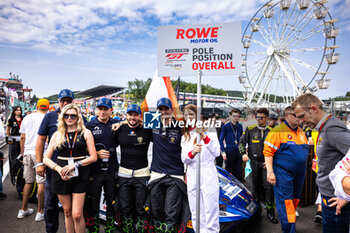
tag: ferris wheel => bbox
[239,0,339,107]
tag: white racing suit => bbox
[181,129,220,233]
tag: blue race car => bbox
[98,166,261,232]
[187,166,261,233]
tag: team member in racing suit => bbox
[149,97,187,233]
[181,104,220,233]
[239,108,278,224]
[85,98,118,233]
[114,104,152,233]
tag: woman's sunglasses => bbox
[63,114,78,120]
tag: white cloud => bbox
[1,0,348,50]
[0,0,263,54]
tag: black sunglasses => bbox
[63,114,78,120]
[158,106,169,111]
[60,98,73,103]
[256,116,267,120]
[286,112,297,117]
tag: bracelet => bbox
[75,161,82,168]
[267,171,274,174]
[33,162,44,168]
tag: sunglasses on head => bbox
[63,114,78,120]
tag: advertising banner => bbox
[158,22,241,76]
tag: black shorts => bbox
[51,159,90,195]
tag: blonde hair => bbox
[55,104,86,149]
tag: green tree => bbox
[127,78,152,100]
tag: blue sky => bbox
[0,0,349,99]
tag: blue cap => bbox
[157,97,172,109]
[58,89,74,99]
[96,98,112,109]
[126,104,141,115]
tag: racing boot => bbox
[105,213,116,233]
[266,201,278,224]
[266,210,278,224]
[154,220,175,233]
[87,214,100,233]
[154,220,176,233]
[136,216,149,233]
[122,216,135,233]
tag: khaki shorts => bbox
[23,154,45,184]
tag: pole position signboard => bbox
[157,22,241,233]
[158,22,242,77]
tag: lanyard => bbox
[66,131,78,157]
[316,115,332,146]
[15,117,22,128]
[230,122,238,143]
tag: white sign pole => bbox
[196,69,202,233]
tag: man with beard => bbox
[292,93,350,233]
[85,98,118,233]
[113,104,152,232]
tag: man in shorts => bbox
[18,99,49,221]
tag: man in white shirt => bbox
[17,99,49,221]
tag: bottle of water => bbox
[101,158,109,171]
[101,148,114,171]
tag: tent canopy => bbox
[78,85,125,98]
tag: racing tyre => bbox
[16,166,38,203]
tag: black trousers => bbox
[88,173,116,217]
[44,169,59,233]
[250,159,274,205]
[215,154,223,167]
[9,142,20,180]
[118,176,149,217]
[149,176,183,225]
[226,149,243,182]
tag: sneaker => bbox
[267,211,279,224]
[314,211,322,224]
[296,210,299,217]
[35,212,44,222]
[17,208,34,219]
[0,193,7,200]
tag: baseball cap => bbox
[157,97,172,109]
[96,98,112,109]
[58,89,74,99]
[37,98,50,110]
[126,104,141,115]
